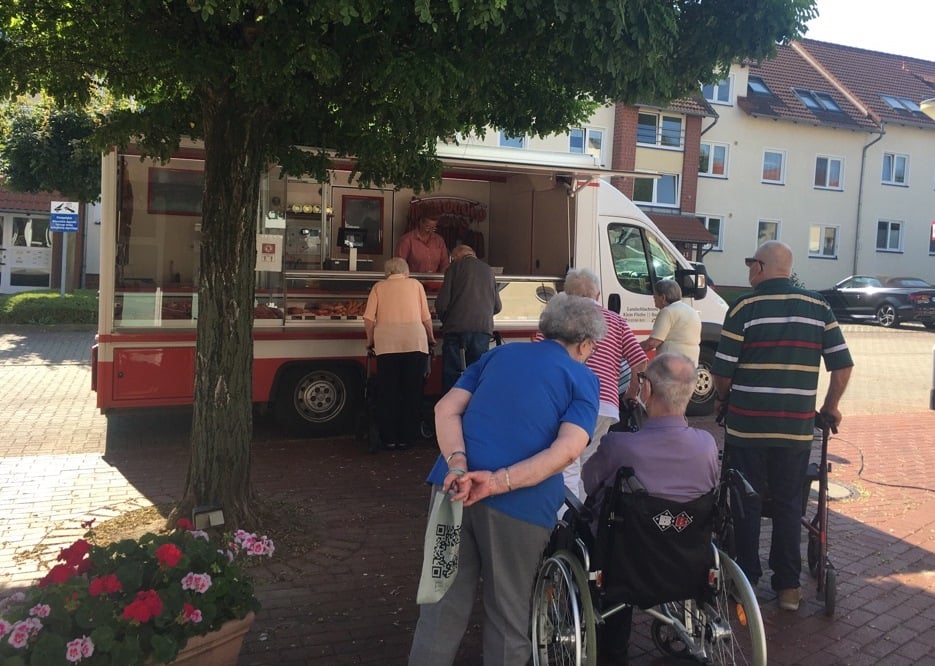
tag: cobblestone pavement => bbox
[1,324,935,665]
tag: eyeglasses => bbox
[744,257,765,269]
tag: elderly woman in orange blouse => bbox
[364,257,437,450]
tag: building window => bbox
[809,225,839,257]
[699,143,728,177]
[814,156,843,189]
[633,174,679,207]
[702,77,732,104]
[636,113,683,148]
[882,153,908,185]
[698,215,723,251]
[569,127,604,163]
[762,150,785,184]
[747,76,772,96]
[499,131,526,149]
[794,89,842,112]
[757,220,780,246]
[876,220,903,251]
[881,95,922,113]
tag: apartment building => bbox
[691,40,935,289]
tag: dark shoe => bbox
[778,587,800,611]
[384,442,398,450]
[396,441,410,450]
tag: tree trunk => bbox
[178,90,269,529]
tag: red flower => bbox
[58,539,91,566]
[89,573,122,596]
[122,590,163,623]
[38,563,76,587]
[155,543,183,568]
[176,518,194,530]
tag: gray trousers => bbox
[408,495,550,666]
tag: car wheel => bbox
[687,345,716,417]
[875,303,899,328]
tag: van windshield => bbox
[608,223,679,295]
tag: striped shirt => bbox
[712,278,853,448]
[537,302,647,420]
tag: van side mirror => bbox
[675,267,708,300]
[607,293,621,313]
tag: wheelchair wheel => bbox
[706,551,767,666]
[531,550,597,666]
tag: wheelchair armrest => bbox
[564,486,586,515]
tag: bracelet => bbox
[503,466,512,492]
[446,451,466,464]
[447,467,467,476]
[716,393,729,402]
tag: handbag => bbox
[416,489,463,604]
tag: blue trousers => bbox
[725,445,810,591]
[441,332,492,394]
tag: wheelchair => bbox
[530,467,767,665]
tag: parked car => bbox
[818,276,935,329]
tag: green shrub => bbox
[0,289,98,325]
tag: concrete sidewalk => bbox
[2,325,935,665]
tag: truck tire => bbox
[687,345,716,417]
[274,364,362,437]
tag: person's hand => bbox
[818,406,842,433]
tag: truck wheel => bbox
[274,365,361,437]
[687,346,716,417]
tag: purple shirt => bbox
[582,416,719,503]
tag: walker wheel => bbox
[823,565,837,617]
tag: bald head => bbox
[452,245,476,261]
[750,241,792,286]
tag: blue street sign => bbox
[50,201,80,232]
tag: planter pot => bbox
[151,611,255,665]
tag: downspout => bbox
[854,121,885,275]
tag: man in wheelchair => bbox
[580,352,719,663]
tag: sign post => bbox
[50,201,80,297]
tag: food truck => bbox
[91,142,728,436]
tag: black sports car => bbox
[818,275,935,329]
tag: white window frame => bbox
[762,149,786,184]
[808,224,839,258]
[814,155,844,190]
[702,76,732,105]
[876,219,903,252]
[882,152,908,186]
[699,142,729,178]
[633,174,680,208]
[636,112,683,149]
[757,219,780,246]
[569,127,605,164]
[498,131,526,149]
[698,214,724,251]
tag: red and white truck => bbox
[92,143,727,436]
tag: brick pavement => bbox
[1,325,935,664]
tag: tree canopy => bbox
[0,0,816,526]
[0,96,100,202]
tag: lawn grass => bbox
[0,289,98,325]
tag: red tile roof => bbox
[0,187,57,214]
[737,44,878,131]
[796,39,935,129]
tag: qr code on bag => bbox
[430,524,461,579]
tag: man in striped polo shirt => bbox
[712,241,853,612]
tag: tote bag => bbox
[416,489,463,604]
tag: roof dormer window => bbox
[747,76,772,96]
[881,95,921,112]
[794,89,841,112]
